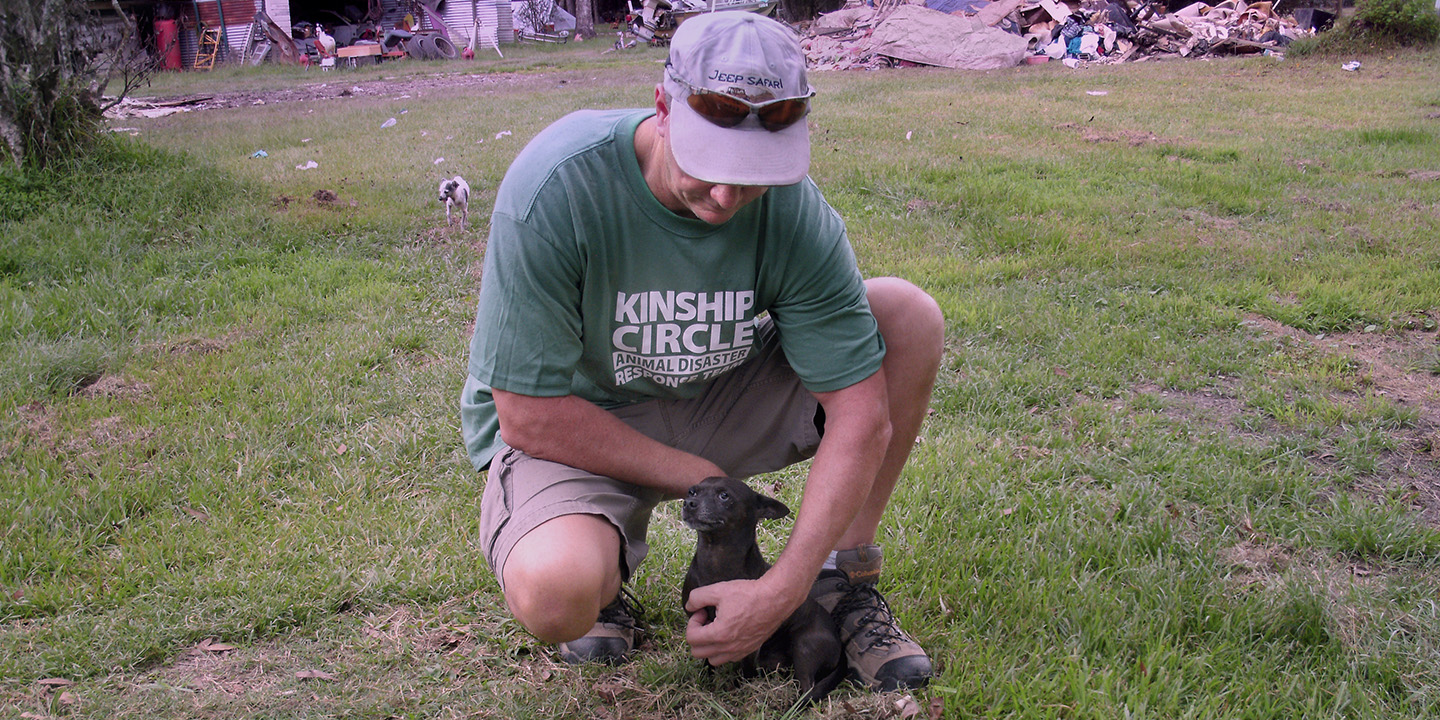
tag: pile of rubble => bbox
[800,0,1320,70]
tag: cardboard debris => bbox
[975,0,1030,26]
[802,0,1312,70]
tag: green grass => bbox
[4,42,1440,719]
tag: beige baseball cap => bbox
[662,12,813,186]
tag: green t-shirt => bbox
[461,109,883,470]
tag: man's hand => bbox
[684,577,803,665]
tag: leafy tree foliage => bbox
[1353,0,1440,43]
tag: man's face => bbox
[662,162,770,225]
[652,90,770,225]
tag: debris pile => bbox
[801,0,1318,70]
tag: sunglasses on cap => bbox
[666,66,814,132]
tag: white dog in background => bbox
[438,176,471,231]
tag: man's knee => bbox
[504,559,609,642]
[865,277,944,359]
[501,515,623,643]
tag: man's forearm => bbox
[766,369,892,605]
[493,390,724,498]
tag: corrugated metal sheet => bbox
[179,23,199,68]
[183,0,262,62]
[433,0,515,45]
[194,0,260,27]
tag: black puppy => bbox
[681,476,846,704]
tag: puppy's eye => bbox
[717,491,729,501]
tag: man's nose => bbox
[709,184,747,210]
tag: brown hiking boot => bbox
[810,545,933,691]
[556,589,643,665]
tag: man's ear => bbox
[756,494,791,520]
[654,84,671,137]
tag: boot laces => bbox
[833,582,904,648]
[598,586,643,630]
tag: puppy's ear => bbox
[755,494,790,520]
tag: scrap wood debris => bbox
[801,0,1321,70]
[102,95,213,119]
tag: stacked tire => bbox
[409,34,459,60]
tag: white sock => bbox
[821,551,839,571]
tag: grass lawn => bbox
[3,38,1440,719]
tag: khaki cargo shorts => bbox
[478,318,822,591]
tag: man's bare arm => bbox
[772,366,891,599]
[493,389,726,499]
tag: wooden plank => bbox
[337,44,383,57]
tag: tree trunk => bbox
[575,0,595,37]
[0,0,155,167]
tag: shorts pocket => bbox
[478,446,517,568]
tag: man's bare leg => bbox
[840,276,944,549]
[502,514,625,646]
[812,276,943,691]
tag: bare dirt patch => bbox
[111,598,911,720]
[114,66,642,119]
[5,380,154,473]
[79,375,152,400]
[1243,315,1439,414]
[159,332,243,356]
[113,72,524,116]
[1244,317,1440,508]
[1134,378,1251,435]
[1142,314,1440,524]
[1288,192,1351,214]
[1052,122,1166,147]
[65,415,154,455]
[1221,538,1294,589]
[153,639,293,698]
[14,401,58,448]
[3,402,153,470]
